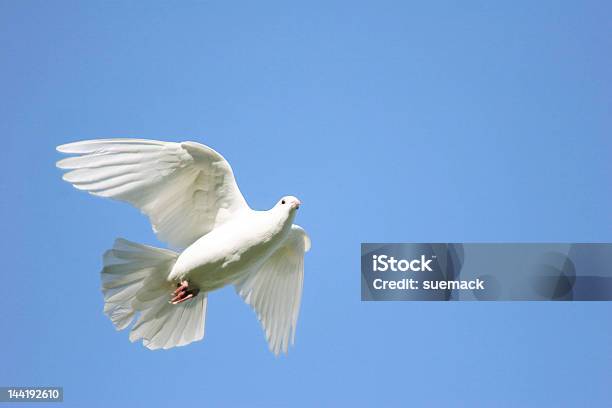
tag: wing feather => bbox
[57,139,250,248]
[235,225,310,355]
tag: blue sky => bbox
[1,1,611,406]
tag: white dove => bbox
[56,139,310,355]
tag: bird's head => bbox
[275,195,301,212]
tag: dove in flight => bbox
[56,139,310,355]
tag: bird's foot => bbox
[170,280,200,304]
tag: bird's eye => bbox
[281,200,286,204]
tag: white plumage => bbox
[57,139,310,355]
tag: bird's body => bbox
[170,205,296,291]
[57,138,310,355]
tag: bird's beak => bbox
[292,199,301,210]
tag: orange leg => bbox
[170,280,200,304]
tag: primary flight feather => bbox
[57,139,310,355]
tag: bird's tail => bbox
[101,238,207,350]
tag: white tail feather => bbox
[102,238,207,350]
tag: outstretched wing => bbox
[57,139,249,249]
[235,224,311,356]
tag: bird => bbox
[56,138,311,355]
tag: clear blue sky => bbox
[1,1,611,407]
